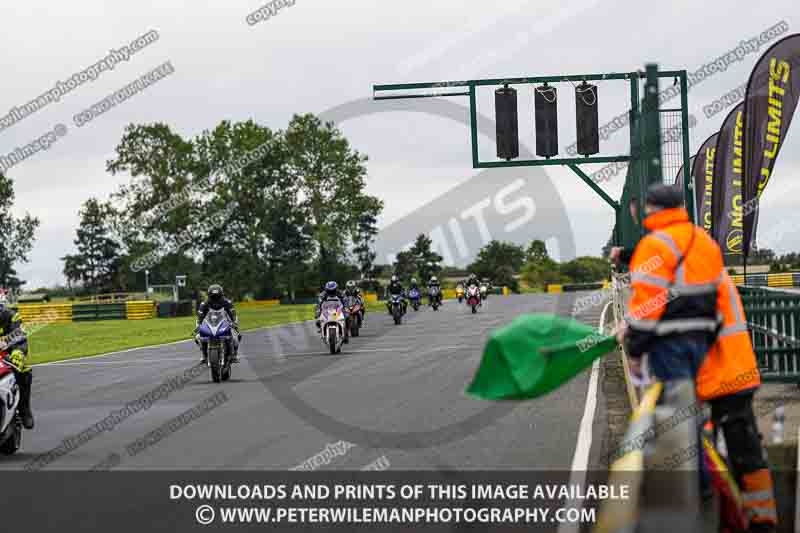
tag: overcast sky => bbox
[1,0,799,288]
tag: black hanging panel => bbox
[576,82,600,155]
[495,87,519,160]
[535,85,558,158]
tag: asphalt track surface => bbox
[1,292,610,472]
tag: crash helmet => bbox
[411,278,418,285]
[345,280,356,291]
[430,276,438,283]
[324,281,339,298]
[208,284,224,307]
[390,275,399,283]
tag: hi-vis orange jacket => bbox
[625,207,724,358]
[696,272,760,401]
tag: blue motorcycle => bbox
[198,309,234,383]
[409,287,421,311]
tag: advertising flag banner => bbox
[742,34,800,255]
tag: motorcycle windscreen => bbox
[467,313,616,400]
[321,301,342,320]
[204,310,229,336]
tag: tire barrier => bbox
[126,300,156,320]
[17,303,73,323]
[731,271,800,288]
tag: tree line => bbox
[59,114,383,300]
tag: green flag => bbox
[466,313,617,400]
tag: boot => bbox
[229,339,240,363]
[201,343,208,364]
[16,371,34,430]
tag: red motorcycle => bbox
[0,352,22,455]
[347,297,364,337]
[466,285,481,314]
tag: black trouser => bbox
[709,390,766,479]
[15,370,32,415]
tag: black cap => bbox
[645,183,684,209]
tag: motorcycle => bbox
[466,285,481,314]
[408,287,421,311]
[0,353,22,455]
[319,300,347,354]
[479,283,489,300]
[389,294,405,325]
[456,283,465,303]
[197,308,234,383]
[345,296,364,338]
[428,287,442,311]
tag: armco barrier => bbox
[126,301,156,320]
[17,303,73,323]
[547,281,610,293]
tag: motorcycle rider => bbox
[408,278,421,303]
[384,275,407,315]
[316,281,350,341]
[427,276,442,306]
[195,284,241,364]
[464,273,482,305]
[343,280,365,326]
[0,291,34,429]
[481,277,492,299]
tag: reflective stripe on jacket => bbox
[696,272,760,401]
[625,207,725,358]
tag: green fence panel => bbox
[740,286,800,383]
[72,302,127,321]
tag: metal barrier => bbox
[740,285,800,383]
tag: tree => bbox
[525,240,552,265]
[391,234,443,282]
[392,250,417,281]
[0,174,40,290]
[521,239,567,290]
[353,212,378,279]
[559,256,610,283]
[61,198,122,293]
[284,114,383,279]
[468,241,525,291]
[409,234,443,282]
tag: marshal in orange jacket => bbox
[625,207,724,359]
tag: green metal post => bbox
[679,70,695,223]
[469,83,479,168]
[568,164,620,211]
[643,64,662,185]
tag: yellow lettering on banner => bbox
[731,194,743,229]
[758,57,791,196]
[703,147,715,231]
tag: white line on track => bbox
[557,299,604,533]
[31,320,316,368]
[36,344,472,368]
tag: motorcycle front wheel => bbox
[209,345,222,383]
[328,332,338,354]
[0,417,22,455]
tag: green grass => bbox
[28,305,316,365]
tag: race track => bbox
[1,293,612,472]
